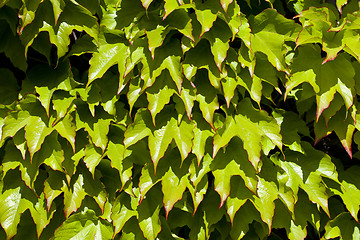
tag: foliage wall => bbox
[1,0,360,239]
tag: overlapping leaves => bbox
[1,0,360,239]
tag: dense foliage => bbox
[0,0,360,239]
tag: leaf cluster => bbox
[1,0,360,239]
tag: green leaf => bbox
[13,129,27,160]
[2,141,42,188]
[111,193,137,236]
[211,137,258,207]
[162,166,189,218]
[253,177,278,232]
[329,166,360,222]
[53,208,113,240]
[1,110,31,147]
[163,0,180,19]
[75,102,112,151]
[146,72,176,124]
[140,0,153,10]
[49,0,65,22]
[120,217,146,240]
[213,98,282,170]
[182,39,224,87]
[24,116,53,160]
[84,143,103,177]
[148,109,193,171]
[230,201,262,240]
[107,125,133,189]
[220,0,233,12]
[272,110,309,153]
[203,19,232,71]
[88,42,128,88]
[0,171,34,240]
[226,176,254,225]
[194,0,222,36]
[38,132,64,172]
[191,112,214,164]
[273,143,339,216]
[52,90,76,120]
[63,173,87,218]
[286,45,355,120]
[324,212,360,240]
[43,170,66,211]
[193,70,219,128]
[54,114,76,152]
[249,9,301,74]
[29,193,55,238]
[137,185,162,240]
[315,108,355,157]
[151,38,184,93]
[123,108,152,148]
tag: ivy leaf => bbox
[211,138,258,208]
[328,166,360,222]
[53,208,113,239]
[147,113,176,171]
[194,0,222,36]
[324,212,360,240]
[249,9,301,74]
[49,0,99,58]
[2,142,42,188]
[178,79,196,120]
[163,0,180,19]
[13,129,27,160]
[220,0,233,12]
[226,176,254,225]
[84,143,103,177]
[52,90,76,120]
[315,108,355,157]
[213,98,282,170]
[165,8,195,42]
[43,170,67,211]
[274,143,339,216]
[0,170,34,240]
[203,19,232,71]
[230,201,262,240]
[107,125,133,189]
[49,0,65,23]
[38,132,64,172]
[111,193,137,236]
[253,177,278,232]
[286,45,355,120]
[120,217,146,240]
[182,39,224,88]
[1,110,31,147]
[88,42,128,88]
[75,102,112,151]
[191,112,214,164]
[54,114,76,152]
[193,70,219,128]
[146,72,176,124]
[272,110,309,153]
[148,108,193,171]
[151,38,183,93]
[24,116,53,160]
[63,173,87,218]
[137,186,162,240]
[162,167,189,218]
[29,193,55,238]
[140,0,153,10]
[123,108,153,148]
